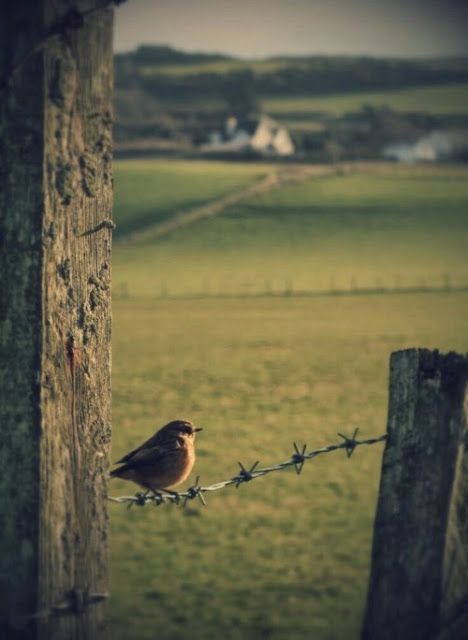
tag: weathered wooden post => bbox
[362,349,468,640]
[0,1,113,638]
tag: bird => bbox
[110,420,203,495]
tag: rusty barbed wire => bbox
[108,429,388,508]
[7,589,109,629]
[0,0,127,95]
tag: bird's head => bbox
[158,420,203,446]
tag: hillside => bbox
[114,45,468,160]
[115,46,468,96]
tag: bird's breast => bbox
[149,442,195,489]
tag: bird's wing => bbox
[110,442,180,477]
[114,431,172,464]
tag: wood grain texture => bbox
[362,349,468,640]
[0,2,113,638]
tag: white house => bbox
[202,115,295,157]
[382,130,468,163]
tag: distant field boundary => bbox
[114,282,468,301]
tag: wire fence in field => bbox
[109,429,387,507]
[113,273,468,301]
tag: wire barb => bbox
[134,492,148,507]
[77,219,115,237]
[184,476,206,507]
[15,589,109,622]
[235,461,260,487]
[337,428,360,458]
[291,442,307,474]
[109,431,388,508]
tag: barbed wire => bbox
[0,0,127,95]
[108,429,388,508]
[9,589,109,626]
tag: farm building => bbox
[202,115,295,157]
[382,130,468,163]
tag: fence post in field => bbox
[0,2,113,638]
[362,349,468,640]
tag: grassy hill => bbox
[110,160,468,640]
[116,47,468,96]
[114,46,468,159]
[265,82,468,117]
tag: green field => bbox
[140,58,290,76]
[110,160,468,640]
[114,160,270,236]
[264,82,468,116]
[150,82,468,119]
[114,163,468,297]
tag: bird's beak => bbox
[194,427,203,432]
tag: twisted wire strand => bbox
[108,430,388,507]
[0,1,126,95]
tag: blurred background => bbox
[109,1,468,638]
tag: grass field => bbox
[114,160,270,237]
[140,59,290,76]
[148,81,468,119]
[113,163,468,297]
[110,160,468,640]
[264,82,468,116]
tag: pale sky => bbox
[115,0,468,58]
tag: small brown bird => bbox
[110,420,203,494]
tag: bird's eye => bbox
[184,426,193,434]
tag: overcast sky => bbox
[114,0,468,58]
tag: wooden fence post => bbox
[362,349,468,640]
[0,2,113,638]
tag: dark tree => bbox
[223,69,259,118]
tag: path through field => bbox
[120,163,361,243]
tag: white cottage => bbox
[250,116,295,156]
[382,130,468,163]
[202,115,295,157]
